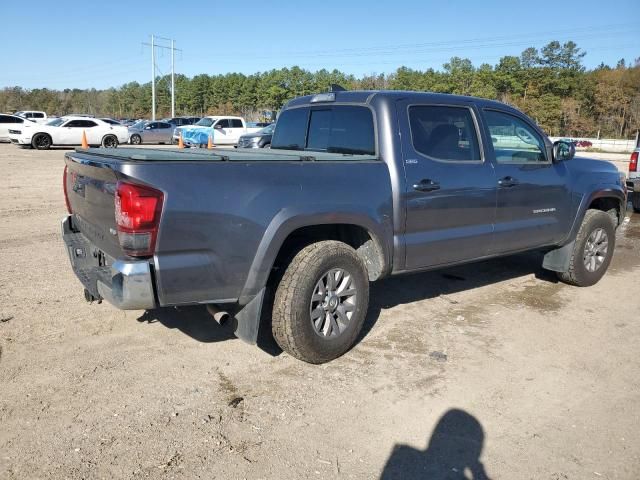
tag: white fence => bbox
[549,137,638,153]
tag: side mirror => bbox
[214,123,223,130]
[553,140,575,162]
[144,126,151,130]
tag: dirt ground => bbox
[0,143,639,480]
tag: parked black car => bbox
[236,123,274,148]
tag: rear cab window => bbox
[272,105,375,155]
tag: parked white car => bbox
[9,116,129,149]
[14,110,49,124]
[172,116,261,146]
[0,114,35,142]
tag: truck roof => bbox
[285,90,517,113]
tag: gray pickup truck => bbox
[62,90,627,363]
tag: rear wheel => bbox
[557,209,615,287]
[632,192,640,213]
[32,133,52,150]
[263,143,271,149]
[101,135,118,148]
[130,134,141,145]
[272,241,369,364]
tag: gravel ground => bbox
[0,144,638,479]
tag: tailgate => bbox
[64,153,124,258]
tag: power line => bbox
[143,35,182,119]
[208,23,636,60]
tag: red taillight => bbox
[630,151,638,173]
[63,165,72,214]
[115,181,163,257]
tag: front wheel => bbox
[272,241,369,364]
[130,134,141,145]
[557,209,616,287]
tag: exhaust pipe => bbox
[206,304,230,325]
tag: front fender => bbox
[564,186,626,244]
[237,205,393,305]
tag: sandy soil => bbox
[0,144,638,479]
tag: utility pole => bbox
[171,39,175,118]
[150,34,156,120]
[143,36,181,120]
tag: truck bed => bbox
[63,147,392,310]
[72,147,378,163]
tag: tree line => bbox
[1,41,639,139]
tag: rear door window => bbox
[409,105,481,162]
[231,119,243,128]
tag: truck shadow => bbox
[358,250,555,344]
[380,408,491,479]
[135,250,555,355]
[136,306,237,343]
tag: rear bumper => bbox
[61,215,156,310]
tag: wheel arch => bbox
[568,188,626,242]
[238,211,392,306]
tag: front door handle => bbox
[413,179,440,192]
[498,176,519,188]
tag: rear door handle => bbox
[413,179,440,192]
[498,176,519,188]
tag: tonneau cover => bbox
[72,147,378,162]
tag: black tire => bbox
[32,133,52,150]
[130,134,141,145]
[102,135,118,148]
[272,240,369,364]
[262,143,271,149]
[557,209,616,287]
[632,192,640,214]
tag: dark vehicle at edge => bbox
[61,90,627,364]
[237,123,274,148]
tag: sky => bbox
[1,0,638,90]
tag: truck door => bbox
[480,108,571,252]
[212,118,232,144]
[228,118,245,143]
[60,119,88,144]
[397,101,497,269]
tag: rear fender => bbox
[231,207,392,344]
[239,207,391,305]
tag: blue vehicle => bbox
[62,90,627,363]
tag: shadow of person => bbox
[380,409,491,480]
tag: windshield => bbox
[195,118,214,127]
[260,124,275,134]
[47,118,65,127]
[130,120,147,129]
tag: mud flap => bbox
[542,241,575,273]
[233,287,266,344]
